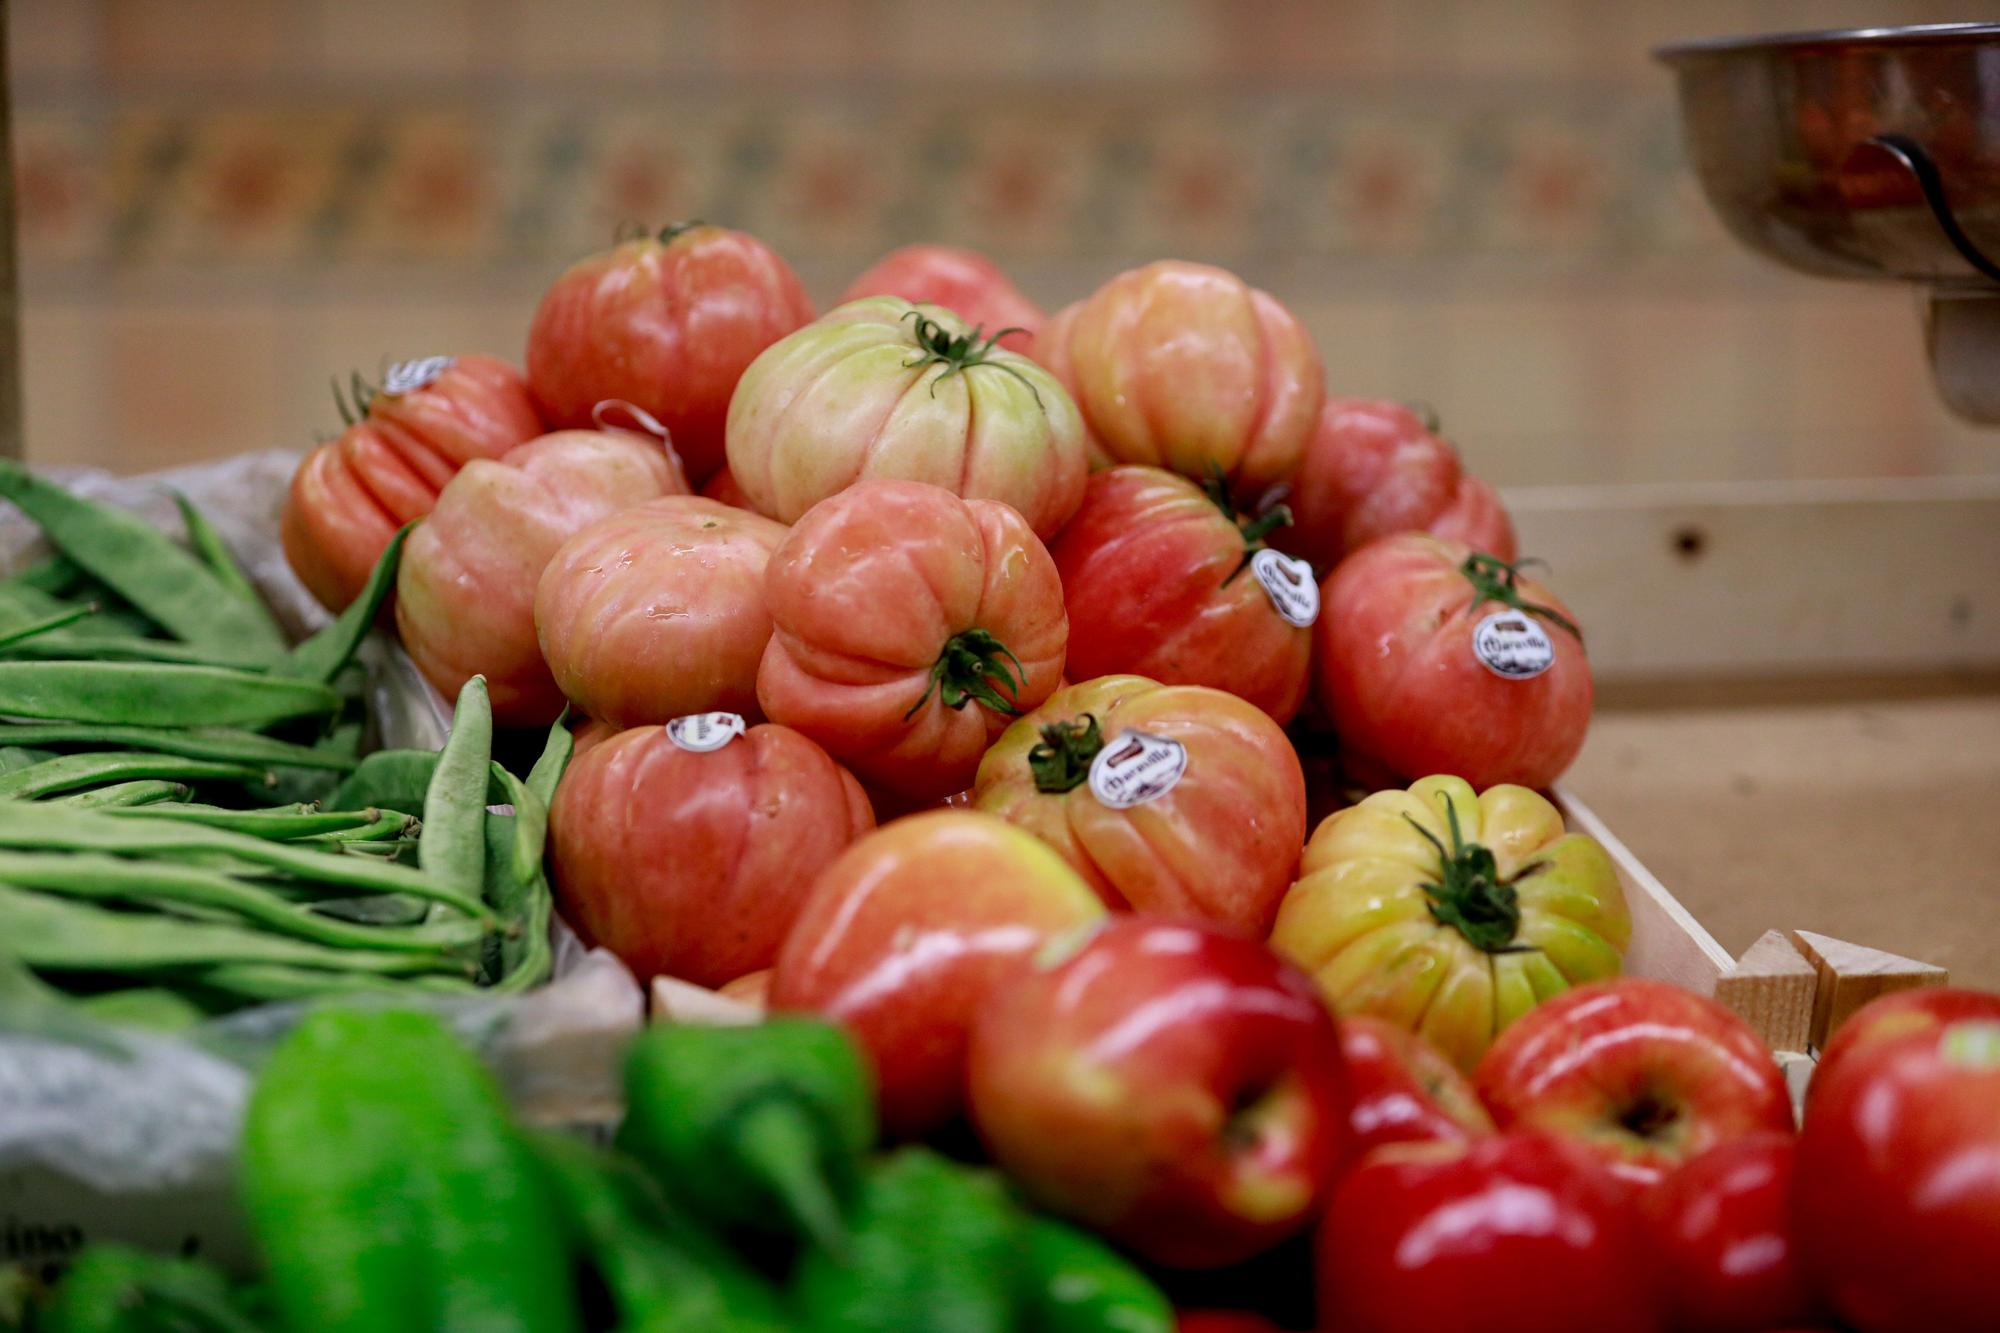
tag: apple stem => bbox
[904,628,1027,721]
[1028,713,1106,793]
[729,1099,851,1259]
[1403,802,1540,955]
[1459,552,1581,641]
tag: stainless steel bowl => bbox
[1657,23,2000,286]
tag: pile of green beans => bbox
[0,463,561,1026]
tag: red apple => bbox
[1318,1132,1662,1333]
[1339,1014,1492,1160]
[1474,978,1794,1188]
[966,918,1346,1269]
[768,810,1106,1138]
[1809,985,2000,1104]
[1793,1012,2000,1333]
[1646,1132,1817,1333]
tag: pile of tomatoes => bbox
[276,228,1997,1333]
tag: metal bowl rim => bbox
[1655,21,2000,65]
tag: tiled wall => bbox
[10,0,1997,481]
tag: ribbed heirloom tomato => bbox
[1316,533,1593,790]
[757,480,1068,802]
[972,674,1305,934]
[1036,260,1323,493]
[395,419,688,726]
[535,496,788,728]
[839,244,1043,354]
[1274,397,1517,575]
[282,354,543,612]
[1269,775,1629,1070]
[525,223,813,483]
[548,720,873,988]
[1051,466,1313,725]
[725,297,1086,539]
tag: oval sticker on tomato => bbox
[1251,549,1320,628]
[665,711,747,753]
[1472,611,1555,680]
[382,355,455,396]
[1087,730,1188,809]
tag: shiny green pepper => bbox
[1022,1215,1175,1333]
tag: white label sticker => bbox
[1250,548,1320,628]
[1087,730,1188,809]
[1472,611,1556,680]
[382,355,455,396]
[665,712,747,753]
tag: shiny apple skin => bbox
[1318,1131,1664,1333]
[1808,985,2000,1106]
[534,496,788,728]
[1646,1132,1816,1333]
[1339,1014,1493,1160]
[1473,979,1795,1189]
[1792,1014,2000,1333]
[967,919,1347,1270]
[768,810,1106,1139]
[547,722,873,989]
[838,244,1042,354]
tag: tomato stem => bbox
[903,628,1026,721]
[329,370,377,428]
[1027,714,1105,794]
[656,219,706,244]
[1459,552,1581,641]
[1403,801,1540,954]
[1203,465,1293,586]
[899,312,1043,407]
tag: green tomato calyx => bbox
[1203,465,1294,586]
[1460,552,1581,642]
[900,312,1043,407]
[1028,714,1105,794]
[905,628,1026,721]
[1404,800,1540,954]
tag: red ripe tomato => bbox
[525,223,813,483]
[1273,397,1518,575]
[1051,466,1312,724]
[1036,260,1323,493]
[1316,533,1592,790]
[756,479,1068,802]
[1792,1013,2000,1333]
[971,674,1305,935]
[1318,1132,1663,1333]
[725,298,1086,539]
[1339,1014,1493,1160]
[282,354,542,612]
[395,427,687,726]
[769,809,1106,1137]
[1647,1133,1817,1333]
[839,244,1042,354]
[700,464,753,509]
[547,721,873,988]
[534,496,788,728]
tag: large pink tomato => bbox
[1316,534,1592,790]
[535,496,788,728]
[1036,261,1323,493]
[282,354,543,612]
[1051,466,1312,725]
[1274,397,1518,576]
[548,720,873,988]
[525,223,813,483]
[971,674,1306,935]
[756,479,1068,802]
[724,297,1086,539]
[396,426,687,725]
[839,244,1042,354]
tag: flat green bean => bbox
[0,660,338,728]
[0,803,495,920]
[421,675,491,906]
[298,810,417,843]
[2,552,86,598]
[0,721,357,770]
[104,803,393,838]
[0,751,270,801]
[0,603,96,649]
[0,883,462,975]
[526,713,573,809]
[0,460,286,664]
[327,749,437,816]
[192,961,482,1002]
[73,986,210,1030]
[0,850,482,954]
[0,635,276,667]
[53,779,191,808]
[285,524,412,683]
[0,746,54,773]
[173,490,271,616]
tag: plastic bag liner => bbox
[0,453,646,1275]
